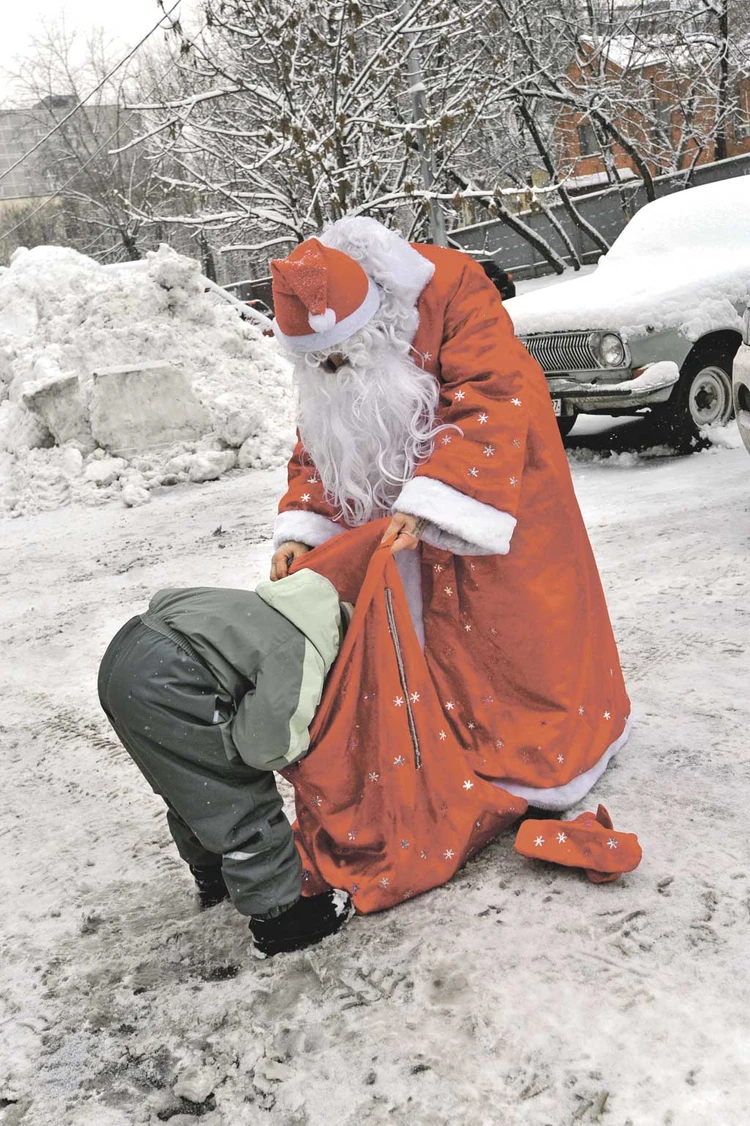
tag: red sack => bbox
[282,522,527,913]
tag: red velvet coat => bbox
[275,244,631,910]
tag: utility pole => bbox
[400,1,447,246]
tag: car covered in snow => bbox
[732,303,750,455]
[505,177,750,445]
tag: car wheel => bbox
[651,350,734,450]
[557,412,577,439]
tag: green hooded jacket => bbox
[141,570,348,772]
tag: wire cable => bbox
[0,0,181,187]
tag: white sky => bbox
[0,0,188,99]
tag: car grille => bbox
[521,331,599,373]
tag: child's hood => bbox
[254,569,344,670]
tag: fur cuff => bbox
[394,476,517,556]
[273,509,345,551]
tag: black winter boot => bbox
[249,890,353,956]
[189,863,231,910]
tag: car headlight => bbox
[589,331,626,368]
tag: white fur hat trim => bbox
[273,278,381,353]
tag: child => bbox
[98,569,353,956]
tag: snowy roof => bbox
[506,177,750,341]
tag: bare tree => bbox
[3,22,169,262]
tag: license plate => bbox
[551,397,562,416]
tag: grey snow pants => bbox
[97,616,302,916]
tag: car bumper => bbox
[548,361,680,413]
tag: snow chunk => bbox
[0,243,296,516]
[173,1064,216,1104]
[187,450,237,482]
[90,361,209,456]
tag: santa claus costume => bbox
[269,217,632,912]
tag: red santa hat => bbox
[270,237,381,353]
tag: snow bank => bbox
[507,177,750,341]
[0,244,295,517]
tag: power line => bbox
[0,0,181,187]
[0,24,199,245]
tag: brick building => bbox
[556,36,750,188]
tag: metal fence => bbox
[449,153,750,279]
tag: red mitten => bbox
[514,805,642,883]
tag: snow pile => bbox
[0,244,295,517]
[507,177,750,341]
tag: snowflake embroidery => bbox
[607,838,618,850]
[368,772,380,782]
[483,695,494,705]
[467,721,476,730]
[556,832,567,844]
[534,836,545,847]
[444,849,455,860]
[419,850,427,859]
[512,438,521,448]
[483,445,495,457]
[312,795,322,808]
[307,476,318,483]
[444,586,453,596]
[401,839,410,849]
[439,730,447,740]
[393,756,405,766]
[495,738,504,748]
[302,869,311,882]
[477,412,489,425]
[423,351,432,361]
[433,563,444,573]
[380,877,390,888]
[578,705,585,715]
[603,711,611,720]
[509,476,518,487]
[468,467,479,478]
[464,623,472,632]
[511,397,522,406]
[394,696,404,707]
[490,626,498,636]
[463,780,474,791]
[455,390,466,401]
[442,435,452,445]
[445,701,455,711]
[410,691,420,703]
[557,754,564,764]
[609,668,614,676]
[348,831,357,841]
[300,493,311,502]
[469,563,476,571]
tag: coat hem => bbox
[490,713,632,812]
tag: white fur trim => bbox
[273,278,380,354]
[394,545,425,650]
[492,714,632,812]
[308,307,337,332]
[394,476,517,556]
[319,216,435,305]
[273,509,345,551]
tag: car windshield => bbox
[603,177,750,264]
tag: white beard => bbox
[293,322,446,526]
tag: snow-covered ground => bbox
[2,430,750,1126]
